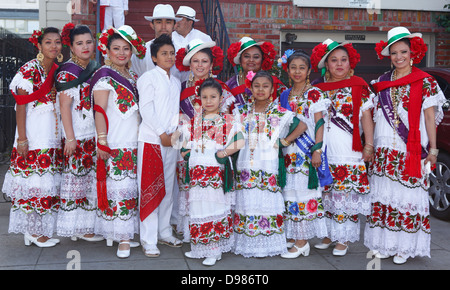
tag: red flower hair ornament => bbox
[61,22,75,48]
[97,25,146,59]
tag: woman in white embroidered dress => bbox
[232,71,307,258]
[365,27,446,264]
[310,39,375,256]
[56,23,103,241]
[180,78,244,266]
[3,27,63,247]
[91,25,145,258]
[277,50,330,259]
[174,38,234,242]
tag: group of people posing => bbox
[4,3,446,267]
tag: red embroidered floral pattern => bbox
[108,148,138,178]
[368,147,428,190]
[19,60,52,107]
[11,196,60,215]
[323,163,369,194]
[63,137,96,176]
[109,78,137,114]
[9,147,63,177]
[189,215,233,245]
[234,213,284,237]
[366,201,431,234]
[189,165,224,189]
[98,197,138,221]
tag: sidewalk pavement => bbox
[1,163,450,271]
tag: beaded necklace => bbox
[248,100,270,166]
[390,68,410,147]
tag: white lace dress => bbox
[364,72,446,259]
[90,66,140,241]
[233,102,294,257]
[3,59,62,238]
[55,60,98,237]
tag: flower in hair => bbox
[61,22,75,48]
[277,49,295,71]
[29,28,44,49]
[97,28,115,57]
[245,70,256,88]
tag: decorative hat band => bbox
[240,39,258,52]
[187,42,203,53]
[387,32,411,46]
[325,41,340,53]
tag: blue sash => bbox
[280,89,333,187]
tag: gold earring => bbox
[348,69,354,77]
[324,71,331,81]
[306,74,310,86]
[104,58,112,66]
[391,62,393,70]
[37,51,44,63]
[410,59,414,67]
[57,53,64,62]
[127,59,132,68]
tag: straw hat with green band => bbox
[112,25,139,55]
[380,27,422,56]
[317,38,349,76]
[232,37,264,65]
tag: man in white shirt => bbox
[136,34,182,257]
[102,0,128,30]
[172,5,213,49]
[130,4,182,78]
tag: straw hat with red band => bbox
[375,26,427,64]
[227,36,277,71]
[311,38,360,76]
[175,38,224,75]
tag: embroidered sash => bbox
[279,88,333,188]
[11,62,58,105]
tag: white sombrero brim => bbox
[233,41,265,65]
[380,32,422,56]
[144,16,182,22]
[317,41,349,69]
[183,41,216,66]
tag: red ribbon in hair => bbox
[93,104,111,211]
[314,76,368,152]
[372,67,431,178]
[11,63,58,105]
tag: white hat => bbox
[112,25,139,55]
[144,4,182,22]
[183,38,216,66]
[381,26,422,56]
[232,36,264,65]
[317,38,349,69]
[176,6,199,22]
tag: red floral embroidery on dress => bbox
[189,215,233,245]
[108,78,137,114]
[63,137,96,176]
[324,163,369,194]
[11,195,60,215]
[10,147,63,177]
[367,201,430,234]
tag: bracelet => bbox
[365,142,374,147]
[17,139,28,147]
[66,138,76,143]
[314,148,323,155]
[429,148,439,157]
[98,139,108,146]
[97,134,108,138]
[222,150,228,158]
[280,138,291,147]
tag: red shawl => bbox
[314,76,368,152]
[372,67,431,178]
[11,63,58,105]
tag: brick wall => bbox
[220,1,449,67]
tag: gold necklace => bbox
[71,55,87,69]
[248,100,270,166]
[390,69,409,147]
[110,63,132,79]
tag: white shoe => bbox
[314,241,333,250]
[107,239,139,247]
[158,236,182,248]
[143,245,160,257]
[373,250,390,259]
[202,254,222,266]
[184,251,195,259]
[281,242,310,259]
[286,241,295,249]
[332,243,349,256]
[24,234,57,248]
[71,235,104,242]
[117,241,131,259]
[393,255,407,265]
